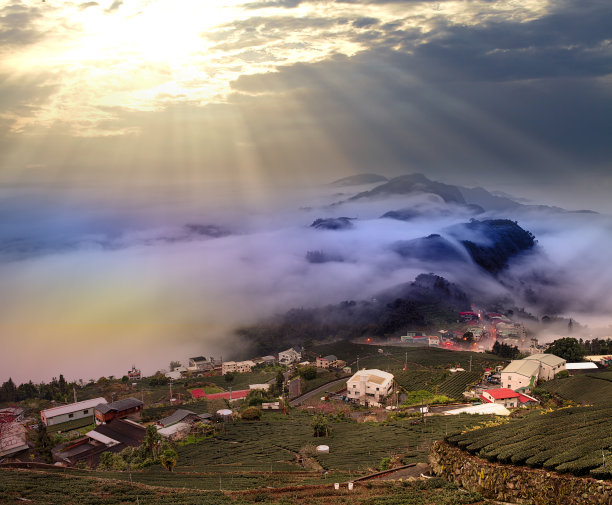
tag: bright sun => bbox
[78,1,237,63]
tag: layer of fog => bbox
[2,181,612,383]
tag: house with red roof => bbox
[480,388,538,408]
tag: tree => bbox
[17,381,38,401]
[311,414,330,437]
[241,407,262,421]
[224,372,235,383]
[169,361,182,371]
[545,337,586,362]
[462,331,474,343]
[275,370,284,391]
[246,389,271,406]
[491,341,520,359]
[58,374,68,395]
[34,423,53,463]
[0,378,17,402]
[160,448,178,472]
[299,365,317,381]
[142,425,162,459]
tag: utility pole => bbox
[404,352,408,370]
[73,386,77,404]
[469,356,472,372]
[169,381,173,401]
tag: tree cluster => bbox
[0,374,72,403]
[491,341,520,359]
[545,337,587,362]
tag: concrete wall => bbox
[46,409,94,426]
[430,440,612,505]
[501,372,534,391]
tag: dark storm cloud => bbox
[352,17,379,28]
[408,10,612,82]
[228,0,612,179]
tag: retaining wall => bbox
[430,440,612,505]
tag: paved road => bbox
[289,378,348,406]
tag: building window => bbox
[68,413,74,418]
[83,410,88,414]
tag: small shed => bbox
[157,422,191,440]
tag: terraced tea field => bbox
[393,370,481,399]
[446,403,612,479]
[0,469,493,505]
[540,372,612,405]
[311,342,506,373]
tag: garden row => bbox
[446,404,612,478]
[394,370,481,399]
[0,469,493,505]
[540,373,612,405]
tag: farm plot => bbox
[540,373,612,405]
[446,404,612,478]
[174,411,492,477]
[311,342,506,372]
[88,410,492,491]
[199,371,277,390]
[0,468,494,505]
[394,370,480,399]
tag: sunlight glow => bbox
[0,0,551,135]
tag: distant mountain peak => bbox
[347,173,466,204]
[329,173,388,187]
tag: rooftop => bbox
[158,409,196,428]
[348,369,394,385]
[41,397,107,418]
[524,353,566,367]
[501,359,540,377]
[445,403,510,416]
[93,419,145,446]
[322,355,338,361]
[95,397,143,414]
[481,391,538,404]
[566,362,599,370]
[484,388,520,400]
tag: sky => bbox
[1,0,612,383]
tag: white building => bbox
[523,353,566,380]
[222,360,255,375]
[41,397,107,427]
[278,347,302,365]
[236,360,255,373]
[501,359,540,391]
[346,369,394,405]
[249,383,271,391]
[222,361,237,374]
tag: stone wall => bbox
[430,440,612,505]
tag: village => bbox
[2,303,610,475]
